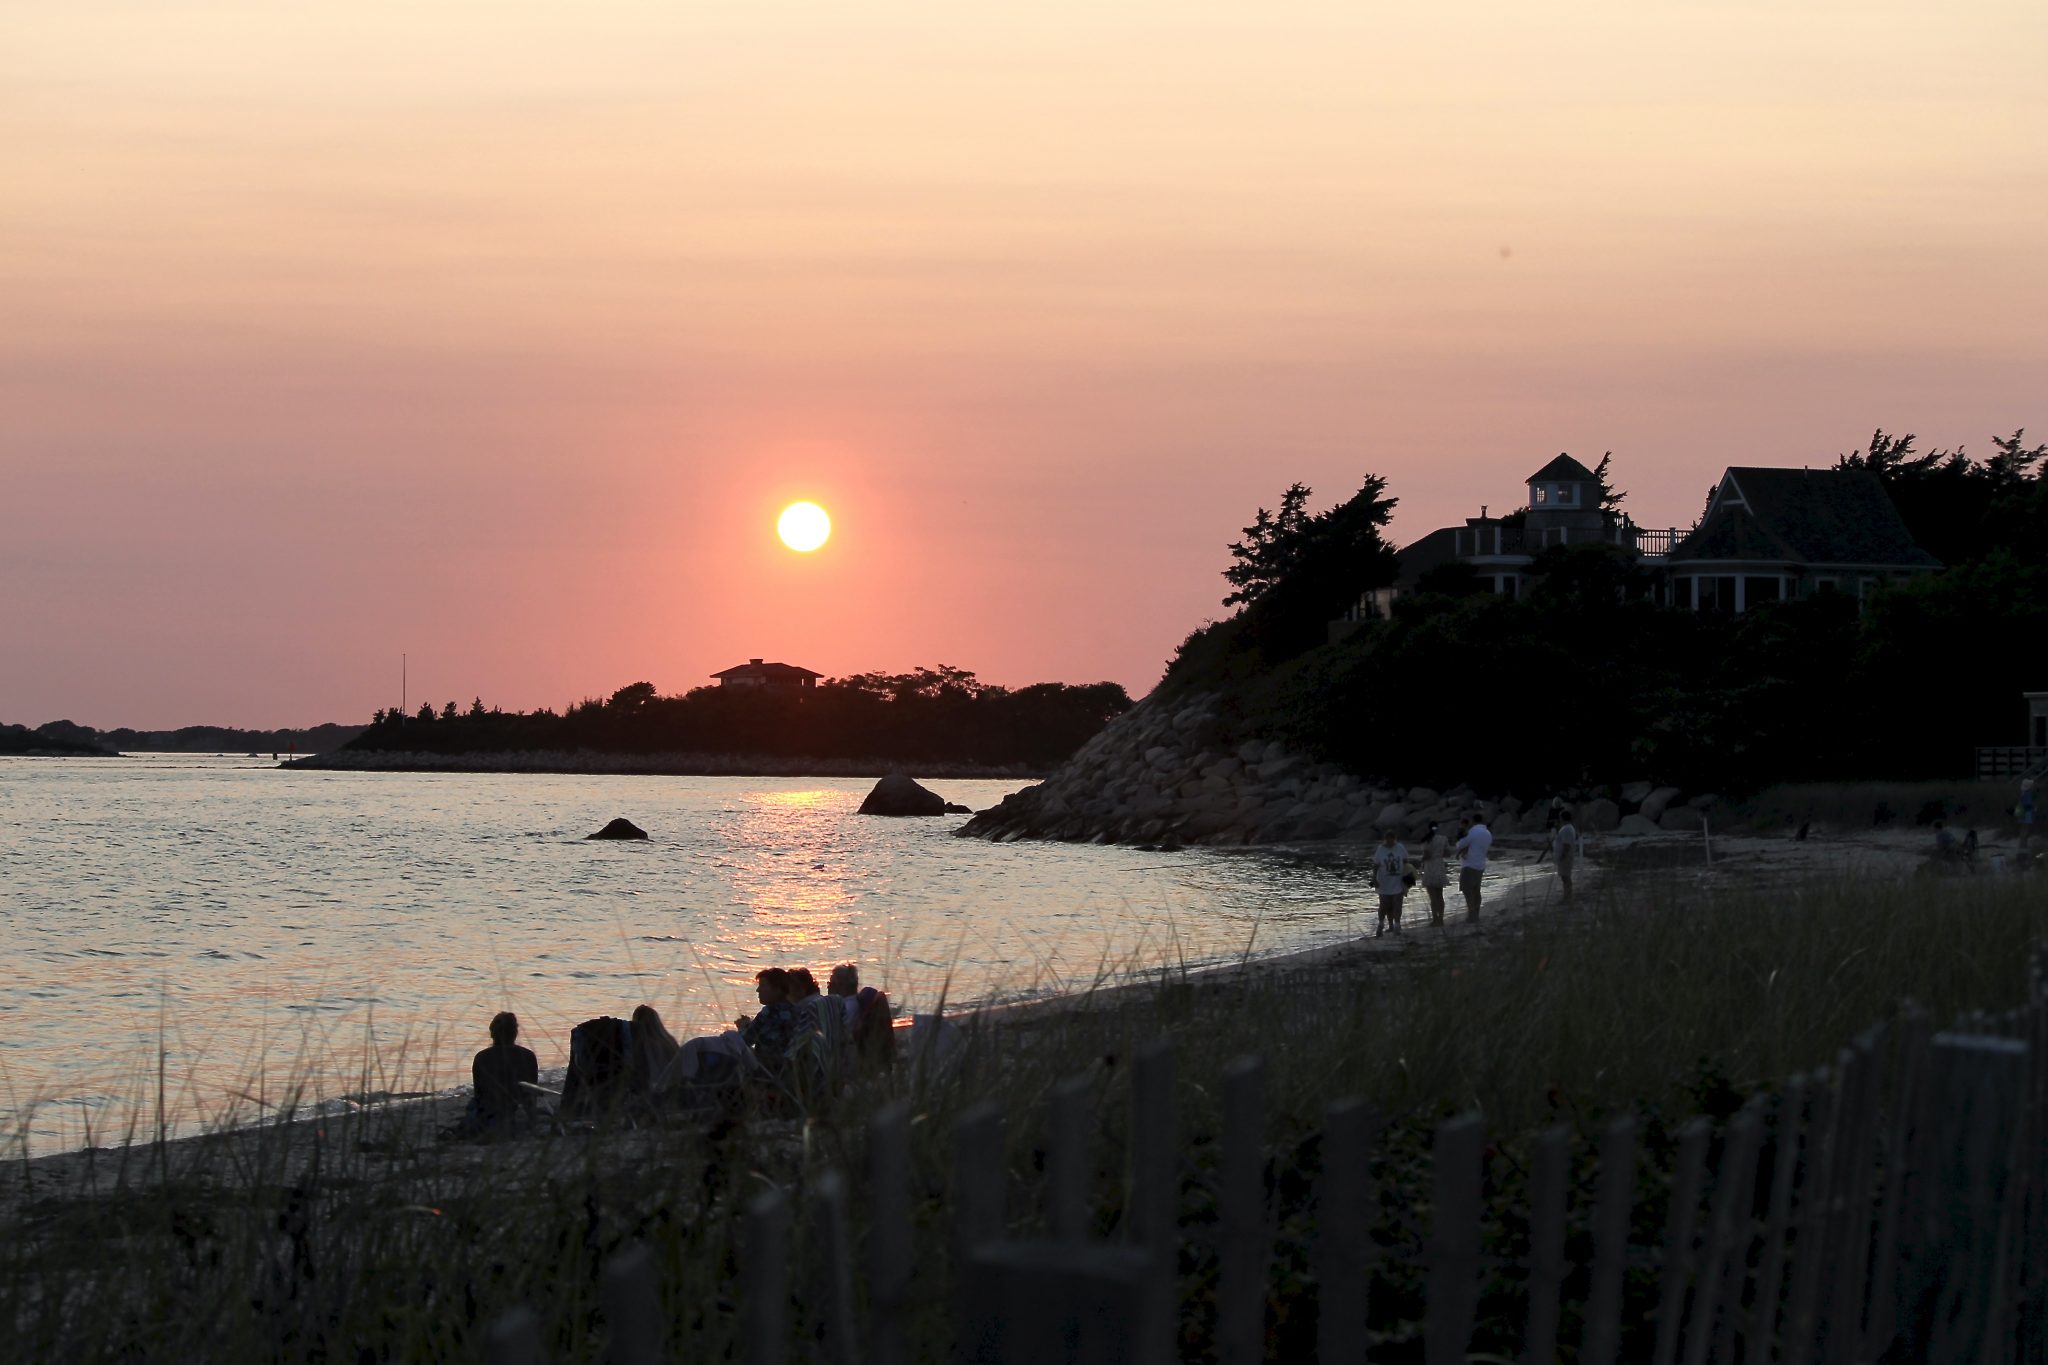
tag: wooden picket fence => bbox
[487,960,2048,1364]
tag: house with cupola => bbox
[1345,453,1938,625]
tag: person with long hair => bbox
[627,1003,681,1095]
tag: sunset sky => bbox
[4,2,2044,728]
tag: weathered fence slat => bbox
[811,1170,861,1365]
[1425,1112,1486,1365]
[745,1186,791,1365]
[1047,1075,1093,1242]
[2023,1000,2048,1365]
[953,1102,1007,1258]
[1129,1039,1177,1260]
[1823,1027,1886,1365]
[486,1306,546,1365]
[602,1242,662,1365]
[1685,1104,1762,1365]
[1752,1074,1809,1356]
[1318,1098,1375,1365]
[1923,1034,2030,1365]
[1780,1066,1839,1364]
[1580,1116,1636,1365]
[1865,1009,1929,1359]
[1521,1125,1570,1365]
[869,1101,912,1365]
[1219,1055,1268,1365]
[1650,1117,1710,1365]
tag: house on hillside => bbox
[711,659,822,689]
[1666,467,1940,611]
[1344,455,1938,627]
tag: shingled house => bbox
[1352,456,1938,625]
[711,659,822,689]
[1666,467,1940,611]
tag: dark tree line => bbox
[351,668,1133,771]
[1168,434,2045,794]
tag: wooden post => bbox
[870,1101,912,1365]
[602,1242,662,1365]
[1686,1104,1763,1365]
[1047,1075,1093,1242]
[1219,1056,1268,1365]
[746,1186,791,1365]
[1650,1117,1710,1365]
[958,1241,1169,1365]
[1318,1098,1375,1365]
[812,1170,861,1365]
[1522,1125,1570,1365]
[486,1307,545,1365]
[1580,1117,1636,1365]
[1129,1040,1177,1261]
[1425,1113,1486,1365]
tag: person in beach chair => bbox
[448,1010,539,1139]
[626,1004,682,1101]
[559,1015,635,1118]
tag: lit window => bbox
[1533,487,1548,504]
[1558,484,1574,503]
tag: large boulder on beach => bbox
[859,772,949,817]
[1639,786,1685,822]
[1579,798,1621,832]
[1659,806,1706,832]
[1617,813,1662,837]
[587,817,649,840]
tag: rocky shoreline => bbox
[957,690,1723,846]
[284,750,1042,780]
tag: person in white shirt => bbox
[1371,829,1409,936]
[1454,814,1493,921]
[1547,810,1581,897]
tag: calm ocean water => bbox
[0,754,1432,1153]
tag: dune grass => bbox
[3,865,2043,1361]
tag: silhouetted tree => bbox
[1222,482,1314,608]
[1591,452,1625,512]
[609,681,657,710]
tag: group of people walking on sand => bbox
[453,961,894,1139]
[1370,813,1498,935]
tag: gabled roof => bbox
[1527,454,1599,484]
[1668,468,1939,568]
[711,659,823,681]
[1393,526,1464,588]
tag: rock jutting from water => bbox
[586,817,650,840]
[857,772,954,817]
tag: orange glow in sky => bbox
[2,2,2044,726]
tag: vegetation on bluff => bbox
[346,667,1134,772]
[1163,429,2046,796]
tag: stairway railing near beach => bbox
[486,957,2048,1365]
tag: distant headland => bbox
[291,667,1133,778]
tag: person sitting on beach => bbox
[851,984,897,1067]
[828,962,862,1024]
[627,1004,681,1096]
[1371,828,1409,936]
[737,967,805,1073]
[1933,819,1958,861]
[458,1010,538,1137]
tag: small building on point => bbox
[712,659,822,690]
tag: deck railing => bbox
[1979,746,2048,780]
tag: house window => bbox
[1533,486,1548,504]
[1744,576,1783,606]
[1696,576,1737,613]
[1557,484,1574,504]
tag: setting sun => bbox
[777,501,831,552]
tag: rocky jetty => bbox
[956,691,1719,847]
